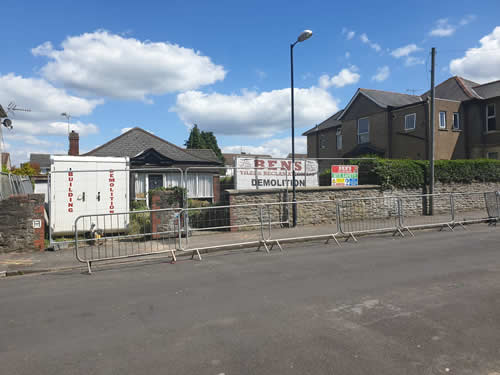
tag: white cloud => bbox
[345,51,351,59]
[171,87,338,137]
[0,73,101,122]
[4,133,61,146]
[342,28,356,40]
[429,18,456,37]
[459,14,476,26]
[0,73,101,143]
[121,127,132,134]
[359,33,381,52]
[372,66,390,82]
[391,44,422,58]
[32,30,227,100]
[319,66,360,89]
[449,26,500,83]
[405,56,425,66]
[222,136,307,158]
[390,44,424,66]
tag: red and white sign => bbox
[235,157,319,190]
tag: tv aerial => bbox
[7,101,31,117]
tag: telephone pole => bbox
[429,47,436,215]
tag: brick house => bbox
[303,76,500,164]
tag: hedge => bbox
[354,158,500,189]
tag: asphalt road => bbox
[1,226,500,375]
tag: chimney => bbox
[69,130,79,156]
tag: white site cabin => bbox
[49,155,130,236]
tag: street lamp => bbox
[290,29,312,227]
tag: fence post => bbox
[450,193,456,224]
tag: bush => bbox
[129,201,151,235]
[357,158,500,190]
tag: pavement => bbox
[1,224,500,374]
[0,210,487,277]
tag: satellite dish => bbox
[2,118,13,129]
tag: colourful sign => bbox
[331,165,358,186]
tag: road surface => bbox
[1,225,500,374]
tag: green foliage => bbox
[185,124,224,162]
[148,186,186,208]
[129,201,151,235]
[1,165,9,173]
[220,176,234,190]
[11,163,37,176]
[358,158,500,189]
[185,124,205,149]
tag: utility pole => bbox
[429,47,436,215]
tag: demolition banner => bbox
[235,157,319,190]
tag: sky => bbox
[1,0,500,165]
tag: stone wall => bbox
[226,182,500,228]
[0,194,45,253]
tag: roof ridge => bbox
[455,76,480,99]
[85,127,213,162]
[360,87,420,97]
[473,78,500,88]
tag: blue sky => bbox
[1,0,500,164]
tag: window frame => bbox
[487,151,498,160]
[404,113,416,131]
[336,127,342,150]
[319,134,327,149]
[357,117,370,144]
[486,103,496,132]
[439,111,447,129]
[452,112,460,130]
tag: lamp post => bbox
[290,29,312,227]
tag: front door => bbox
[148,174,163,191]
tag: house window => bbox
[487,152,498,160]
[320,135,327,149]
[357,118,369,144]
[405,113,416,131]
[336,128,342,150]
[487,103,496,132]
[439,111,447,129]
[453,112,460,130]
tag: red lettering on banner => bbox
[68,192,73,197]
[294,162,302,171]
[255,159,265,168]
[268,160,277,169]
[280,160,292,171]
[68,208,73,212]
[68,202,73,207]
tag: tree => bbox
[184,124,206,149]
[11,163,37,176]
[200,131,224,162]
[185,124,224,162]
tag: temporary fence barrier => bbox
[451,192,494,227]
[399,193,454,234]
[484,191,500,224]
[73,190,499,273]
[259,200,341,249]
[74,207,182,273]
[337,196,404,241]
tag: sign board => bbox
[32,219,42,229]
[235,157,319,190]
[331,165,358,186]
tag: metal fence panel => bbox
[399,193,453,231]
[338,196,402,239]
[452,192,494,225]
[74,208,181,273]
[179,203,267,255]
[484,191,500,221]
